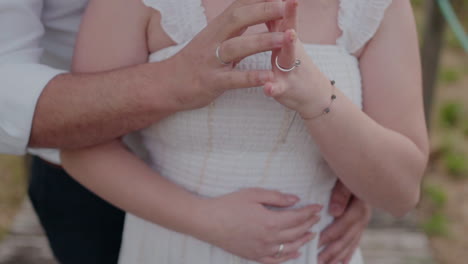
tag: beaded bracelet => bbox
[283,80,337,142]
[302,80,337,120]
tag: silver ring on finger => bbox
[275,244,285,258]
[215,45,231,65]
[275,56,301,72]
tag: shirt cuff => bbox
[0,64,66,155]
[28,148,61,164]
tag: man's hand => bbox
[318,181,371,264]
[164,0,290,111]
[30,0,291,149]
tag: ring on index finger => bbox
[216,45,232,65]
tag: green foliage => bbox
[429,137,455,166]
[411,0,424,8]
[443,151,468,178]
[463,120,468,137]
[422,212,450,237]
[446,30,464,50]
[439,136,455,155]
[423,184,448,209]
[439,67,461,85]
[439,101,463,128]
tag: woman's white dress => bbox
[119,0,392,263]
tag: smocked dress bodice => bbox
[119,1,392,263]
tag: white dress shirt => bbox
[0,0,88,163]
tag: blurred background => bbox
[0,0,467,263]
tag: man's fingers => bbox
[323,239,354,264]
[319,206,360,247]
[276,215,320,242]
[265,0,282,32]
[220,2,285,40]
[217,70,275,91]
[329,180,352,217]
[325,231,362,264]
[318,223,362,264]
[342,234,361,264]
[230,0,273,9]
[318,217,347,248]
[218,32,285,63]
[319,198,370,251]
[265,0,296,33]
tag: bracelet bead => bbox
[302,79,336,120]
[283,79,337,142]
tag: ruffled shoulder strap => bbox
[142,0,207,44]
[336,0,393,54]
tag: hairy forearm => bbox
[29,62,175,149]
[304,87,427,217]
[60,140,208,237]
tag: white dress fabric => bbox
[119,0,392,263]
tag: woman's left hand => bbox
[264,1,371,263]
[264,0,334,120]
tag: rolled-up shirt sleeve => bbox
[0,0,66,155]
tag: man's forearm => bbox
[29,62,175,149]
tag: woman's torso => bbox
[140,0,362,204]
[120,0,391,263]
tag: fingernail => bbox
[287,195,299,203]
[273,33,285,46]
[285,29,296,42]
[288,30,297,43]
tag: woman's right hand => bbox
[193,188,322,264]
[160,0,289,111]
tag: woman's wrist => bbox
[296,69,335,120]
[182,196,219,243]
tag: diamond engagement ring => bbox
[215,45,231,65]
[275,56,301,72]
[275,244,285,258]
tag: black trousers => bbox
[28,157,125,264]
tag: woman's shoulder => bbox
[337,0,394,55]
